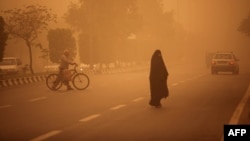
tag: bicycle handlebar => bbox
[73,63,78,70]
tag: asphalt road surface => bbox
[0,64,250,141]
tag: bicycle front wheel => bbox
[46,73,62,90]
[72,73,90,90]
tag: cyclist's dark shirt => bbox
[59,54,74,69]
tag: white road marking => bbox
[29,97,47,102]
[29,130,61,141]
[171,83,179,87]
[191,76,199,79]
[110,104,126,110]
[133,97,145,102]
[79,114,101,122]
[229,84,250,124]
[194,74,204,79]
[220,84,250,141]
[180,80,185,83]
[0,104,12,109]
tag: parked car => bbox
[0,57,24,74]
[211,52,239,75]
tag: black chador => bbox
[149,49,169,108]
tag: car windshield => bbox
[0,59,16,65]
[214,54,232,59]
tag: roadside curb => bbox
[0,75,47,88]
[0,60,189,88]
[0,66,149,88]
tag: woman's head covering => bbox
[151,49,163,67]
[150,49,168,79]
[63,49,70,56]
[153,49,161,57]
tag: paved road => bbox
[0,64,250,141]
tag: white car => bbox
[0,57,24,74]
[211,52,239,75]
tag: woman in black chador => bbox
[149,49,169,108]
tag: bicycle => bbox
[46,64,90,90]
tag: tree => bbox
[136,0,175,58]
[64,0,142,64]
[65,0,177,64]
[238,13,250,36]
[2,4,56,74]
[0,16,8,61]
[47,28,76,63]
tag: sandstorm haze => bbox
[0,0,249,72]
[1,1,250,141]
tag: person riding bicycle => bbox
[52,49,77,90]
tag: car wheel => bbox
[234,70,239,75]
[211,70,217,75]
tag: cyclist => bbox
[52,49,78,90]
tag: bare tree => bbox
[2,4,56,74]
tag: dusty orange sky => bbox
[1,0,249,34]
[0,0,249,48]
[0,0,249,70]
[164,0,250,33]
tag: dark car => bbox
[211,52,239,75]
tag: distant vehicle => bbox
[205,52,215,68]
[211,52,239,75]
[0,57,24,74]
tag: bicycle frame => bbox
[46,64,89,90]
[69,65,83,80]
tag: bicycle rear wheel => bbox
[46,73,62,90]
[72,73,90,90]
